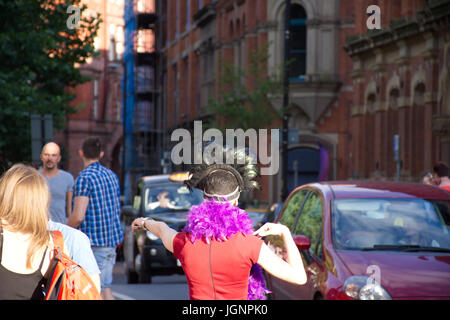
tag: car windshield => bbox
[332,198,450,251]
[144,183,203,214]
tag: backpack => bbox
[43,230,102,300]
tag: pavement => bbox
[111,261,189,300]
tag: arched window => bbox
[229,21,234,40]
[412,83,425,177]
[289,4,307,82]
[387,89,399,178]
[364,93,376,176]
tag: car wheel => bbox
[313,292,324,300]
[126,266,139,284]
[136,253,152,284]
[124,239,139,284]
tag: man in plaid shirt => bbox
[68,137,124,300]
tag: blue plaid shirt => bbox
[74,162,124,247]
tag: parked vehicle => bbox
[121,173,203,283]
[265,181,450,300]
[245,207,268,229]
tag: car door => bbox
[267,188,324,299]
[291,190,325,299]
[266,188,309,299]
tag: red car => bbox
[265,181,450,300]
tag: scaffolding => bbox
[123,0,163,202]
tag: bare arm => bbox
[91,273,101,293]
[132,217,178,253]
[254,223,307,285]
[66,191,73,218]
[67,196,89,228]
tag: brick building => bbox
[159,0,450,205]
[345,0,450,181]
[161,0,350,205]
[55,0,125,179]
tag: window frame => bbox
[279,188,310,232]
[292,188,325,261]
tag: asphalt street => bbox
[111,262,189,300]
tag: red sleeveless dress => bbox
[173,232,263,300]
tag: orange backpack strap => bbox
[51,230,65,251]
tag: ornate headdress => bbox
[184,143,260,203]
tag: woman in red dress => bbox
[132,148,307,300]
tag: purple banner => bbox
[318,143,329,181]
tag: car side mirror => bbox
[293,235,311,251]
[122,205,139,218]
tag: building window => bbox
[93,79,99,119]
[173,64,179,125]
[289,4,307,82]
[184,56,189,118]
[387,89,399,178]
[186,0,191,29]
[175,0,179,37]
[412,83,425,176]
[389,88,399,110]
[109,24,117,62]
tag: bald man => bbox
[39,142,75,224]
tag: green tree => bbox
[0,0,101,170]
[206,43,286,132]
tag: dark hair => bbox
[433,161,449,178]
[202,169,240,195]
[184,145,260,203]
[82,137,102,160]
[421,171,433,179]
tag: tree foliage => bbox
[206,43,286,132]
[0,0,101,169]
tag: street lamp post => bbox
[281,0,291,202]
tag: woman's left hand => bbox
[131,217,151,232]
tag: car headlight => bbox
[146,231,159,241]
[343,276,391,300]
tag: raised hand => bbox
[253,222,289,237]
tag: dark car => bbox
[245,207,268,229]
[121,173,203,283]
[265,181,450,300]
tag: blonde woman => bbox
[0,164,55,299]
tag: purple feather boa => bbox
[183,199,270,300]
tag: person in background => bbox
[39,142,101,292]
[39,142,74,224]
[132,146,307,300]
[48,220,101,292]
[0,164,54,299]
[67,137,123,300]
[421,171,438,186]
[433,161,450,192]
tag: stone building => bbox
[162,0,352,204]
[345,0,450,181]
[160,0,450,205]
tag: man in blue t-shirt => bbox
[39,142,74,224]
[67,137,123,300]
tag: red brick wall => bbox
[55,0,124,177]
